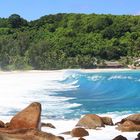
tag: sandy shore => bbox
[0,68,134,74]
[79,68,132,73]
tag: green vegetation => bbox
[0,13,140,70]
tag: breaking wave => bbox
[0,69,140,120]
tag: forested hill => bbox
[0,13,140,70]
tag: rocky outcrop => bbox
[76,114,104,129]
[61,127,89,138]
[0,120,5,128]
[118,114,140,125]
[9,102,41,130]
[101,116,114,125]
[115,114,140,132]
[112,135,127,140]
[0,102,64,140]
[5,122,10,128]
[70,127,89,137]
[0,129,63,140]
[116,120,140,132]
[41,122,56,129]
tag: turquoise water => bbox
[54,70,140,119]
[0,70,139,120]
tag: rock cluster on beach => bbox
[116,114,140,132]
[76,114,113,129]
[0,102,63,140]
[0,102,139,140]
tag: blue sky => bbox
[0,0,140,20]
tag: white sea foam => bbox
[136,80,140,82]
[0,71,80,119]
[88,75,103,81]
[108,75,133,80]
[0,113,138,140]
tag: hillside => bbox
[0,13,140,70]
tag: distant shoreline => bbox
[0,68,135,74]
[80,68,133,73]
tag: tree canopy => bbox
[0,13,140,70]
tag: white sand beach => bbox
[0,68,133,75]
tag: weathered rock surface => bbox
[116,120,140,132]
[119,114,140,125]
[101,116,114,125]
[0,120,5,128]
[0,102,64,140]
[41,123,56,129]
[70,127,89,137]
[5,122,10,128]
[76,114,104,129]
[9,102,41,130]
[112,135,127,140]
[0,129,63,140]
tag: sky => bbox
[0,0,140,21]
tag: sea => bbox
[0,69,139,140]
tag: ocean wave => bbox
[0,70,140,120]
[0,71,81,119]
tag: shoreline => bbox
[0,69,139,139]
[0,113,139,140]
[0,68,135,74]
[79,68,133,73]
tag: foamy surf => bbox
[41,114,138,140]
[0,70,139,139]
[0,114,138,140]
[0,70,81,119]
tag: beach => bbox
[42,118,138,140]
[0,69,139,140]
[0,68,133,74]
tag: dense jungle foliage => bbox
[0,13,140,70]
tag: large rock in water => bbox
[116,120,140,132]
[101,117,114,125]
[70,127,89,137]
[119,114,140,125]
[0,102,64,140]
[76,114,104,129]
[116,114,140,132]
[9,102,41,130]
[0,129,64,140]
